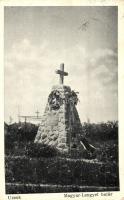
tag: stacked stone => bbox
[34,84,84,152]
[35,85,68,152]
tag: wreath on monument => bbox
[65,90,79,105]
[69,90,79,105]
[48,89,79,110]
[48,90,63,110]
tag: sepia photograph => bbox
[4,6,119,194]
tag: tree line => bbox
[5,120,118,143]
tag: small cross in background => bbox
[9,116,13,124]
[35,110,40,118]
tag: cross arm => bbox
[55,70,68,76]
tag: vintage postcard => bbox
[0,0,124,200]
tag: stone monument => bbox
[34,63,85,152]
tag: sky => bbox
[4,6,118,123]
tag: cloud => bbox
[5,39,118,122]
[87,48,118,94]
[5,39,54,120]
[94,48,117,58]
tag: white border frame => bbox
[0,1,124,199]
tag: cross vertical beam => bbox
[60,63,64,84]
[56,63,68,85]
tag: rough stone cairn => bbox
[34,63,84,152]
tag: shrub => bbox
[82,121,118,141]
[25,142,58,158]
